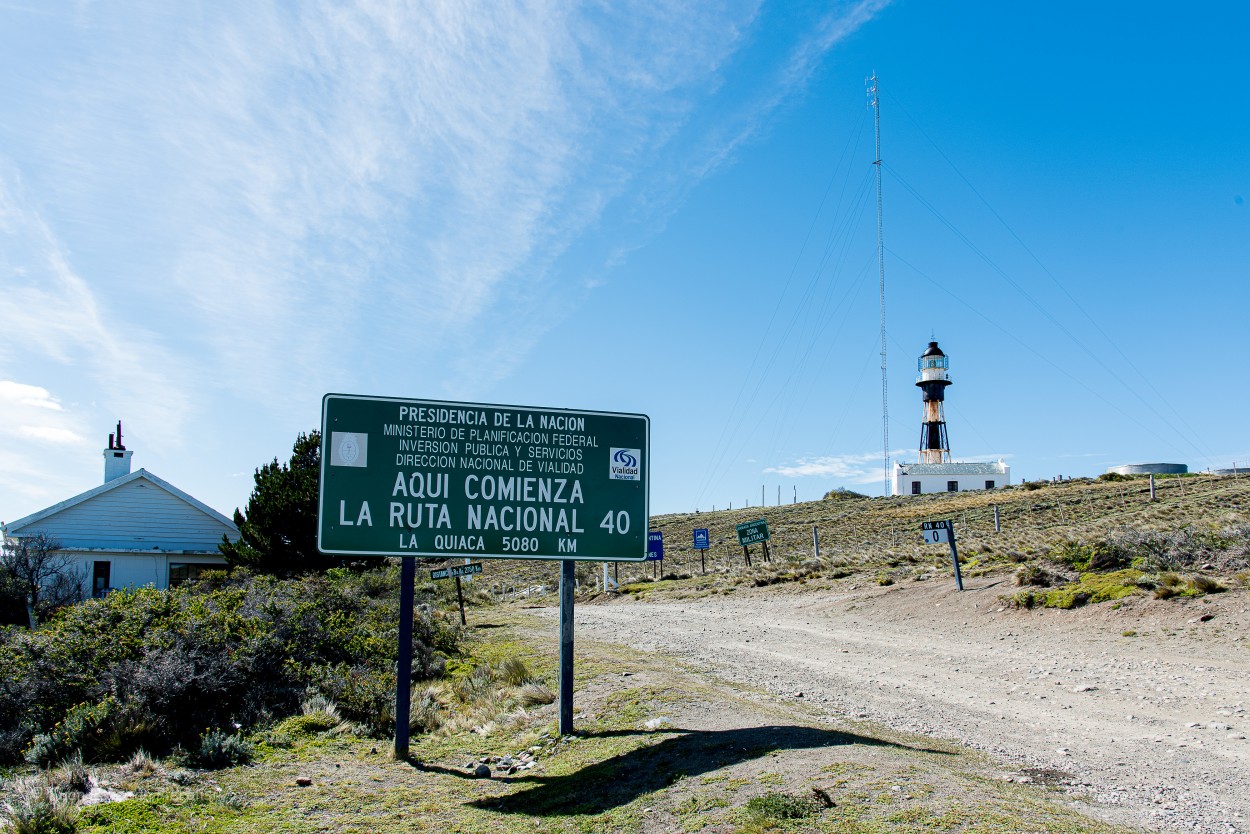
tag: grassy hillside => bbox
[469,473,1250,601]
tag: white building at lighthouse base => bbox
[892,459,1011,496]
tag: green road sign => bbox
[736,518,770,546]
[431,562,483,580]
[318,394,649,561]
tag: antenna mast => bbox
[869,72,889,494]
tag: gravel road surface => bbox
[570,578,1250,833]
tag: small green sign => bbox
[736,518,770,546]
[318,395,649,561]
[431,563,483,580]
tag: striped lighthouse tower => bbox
[916,341,951,464]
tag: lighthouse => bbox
[893,340,1010,495]
[916,341,951,464]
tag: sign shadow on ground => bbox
[456,724,951,816]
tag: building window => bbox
[947,481,958,492]
[92,561,111,599]
[911,481,921,495]
[169,563,210,587]
[985,480,996,490]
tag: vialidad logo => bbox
[609,447,641,481]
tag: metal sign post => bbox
[317,394,649,754]
[647,531,664,578]
[693,528,709,574]
[601,562,619,592]
[430,562,483,626]
[558,560,575,734]
[394,557,415,760]
[736,519,769,567]
[921,520,962,591]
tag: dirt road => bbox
[571,577,1250,834]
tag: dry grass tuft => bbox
[121,748,161,778]
[497,656,533,687]
[51,751,91,795]
[518,681,556,706]
[0,776,80,834]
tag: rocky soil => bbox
[570,577,1250,834]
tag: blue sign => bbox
[647,531,664,561]
[692,528,710,550]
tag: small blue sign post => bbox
[693,528,710,574]
[647,531,663,577]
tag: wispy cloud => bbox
[0,172,190,449]
[0,375,94,512]
[17,426,83,445]
[0,381,63,411]
[0,381,85,446]
[2,1,894,404]
[6,1,803,404]
[765,450,902,483]
[0,0,893,517]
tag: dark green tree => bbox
[221,431,368,575]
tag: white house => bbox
[893,460,1011,496]
[1,424,238,597]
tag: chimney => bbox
[103,420,133,482]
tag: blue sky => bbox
[1,0,1247,523]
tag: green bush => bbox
[192,729,254,769]
[0,567,463,763]
[24,698,126,767]
[1050,539,1132,572]
[1013,569,1144,609]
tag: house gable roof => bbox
[3,469,238,552]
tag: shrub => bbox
[1051,539,1132,572]
[823,488,867,500]
[24,698,124,767]
[0,568,463,764]
[1013,570,1143,610]
[1114,526,1250,573]
[192,729,253,769]
[1190,575,1225,594]
[273,713,337,738]
[408,686,445,734]
[1016,566,1059,587]
[746,791,819,820]
[312,664,397,738]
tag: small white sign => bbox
[609,447,641,481]
[330,432,368,467]
[921,520,950,544]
